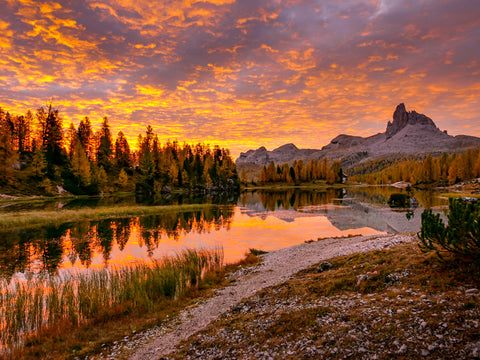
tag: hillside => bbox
[236,104,480,169]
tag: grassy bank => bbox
[170,241,480,359]
[1,248,263,359]
[0,203,218,231]
[440,192,480,199]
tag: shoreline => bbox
[108,232,417,359]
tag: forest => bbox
[0,104,239,196]
[349,149,480,185]
[250,158,344,185]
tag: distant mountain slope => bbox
[236,103,480,168]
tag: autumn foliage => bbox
[258,159,343,185]
[0,105,239,196]
[350,150,480,186]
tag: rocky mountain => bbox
[236,103,480,168]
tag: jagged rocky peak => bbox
[236,103,480,167]
[386,103,438,139]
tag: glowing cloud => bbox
[0,0,479,157]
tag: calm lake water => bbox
[0,187,448,281]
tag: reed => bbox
[0,203,216,231]
[0,247,223,354]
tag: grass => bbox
[0,248,222,357]
[0,203,218,231]
[440,192,480,199]
[169,241,480,359]
[0,247,263,359]
[248,248,268,256]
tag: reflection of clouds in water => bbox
[1,189,447,280]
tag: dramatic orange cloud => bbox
[1,0,479,157]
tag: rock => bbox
[421,349,430,357]
[356,274,369,286]
[468,342,480,358]
[56,185,69,195]
[236,103,480,168]
[316,261,333,273]
[386,103,438,139]
[397,344,408,355]
[161,185,172,193]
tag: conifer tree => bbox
[0,109,18,184]
[40,104,64,174]
[114,131,131,169]
[97,117,113,172]
[70,141,91,187]
[117,168,129,189]
[240,168,247,184]
[29,147,47,178]
[78,117,93,160]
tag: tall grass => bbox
[0,247,223,354]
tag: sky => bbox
[1,0,479,158]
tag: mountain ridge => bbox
[236,103,480,168]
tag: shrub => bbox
[418,198,480,262]
[388,193,410,208]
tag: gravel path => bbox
[122,233,416,360]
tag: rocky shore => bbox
[93,233,418,359]
[89,232,480,360]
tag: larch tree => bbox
[240,168,247,184]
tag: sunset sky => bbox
[1,0,479,158]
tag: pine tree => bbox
[78,117,93,160]
[29,147,47,178]
[117,168,129,189]
[92,165,108,193]
[97,117,113,172]
[331,161,343,183]
[70,141,91,186]
[0,109,18,184]
[114,131,131,169]
[40,104,64,174]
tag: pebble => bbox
[87,234,478,360]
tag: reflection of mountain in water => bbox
[241,190,447,234]
[299,200,427,233]
[239,189,344,223]
[239,206,325,223]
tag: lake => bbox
[0,187,448,281]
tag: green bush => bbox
[418,198,480,261]
[388,193,410,208]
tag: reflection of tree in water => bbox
[137,206,235,256]
[257,189,343,211]
[114,218,132,251]
[0,230,32,280]
[0,206,235,280]
[36,225,69,276]
[346,187,446,209]
[96,220,114,264]
[69,221,95,268]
